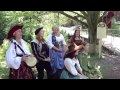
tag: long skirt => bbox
[60,69,81,79]
[60,69,88,79]
[9,61,34,79]
[49,49,64,74]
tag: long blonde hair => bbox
[36,35,45,42]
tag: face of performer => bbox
[14,29,22,39]
[52,26,60,35]
[38,29,45,38]
[75,30,80,37]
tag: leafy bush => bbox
[60,30,68,41]
[0,40,10,61]
[107,30,120,37]
[0,61,9,79]
[78,54,103,79]
[110,18,120,36]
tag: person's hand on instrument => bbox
[74,43,84,51]
[22,55,28,62]
[44,57,51,62]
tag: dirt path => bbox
[95,55,120,79]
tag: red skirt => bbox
[9,61,35,79]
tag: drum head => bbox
[25,56,37,67]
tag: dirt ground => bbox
[93,54,120,79]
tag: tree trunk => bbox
[87,12,99,54]
[88,27,98,54]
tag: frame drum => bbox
[25,56,37,67]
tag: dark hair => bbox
[35,27,43,35]
[64,51,76,59]
[73,30,80,41]
[64,44,76,59]
[35,27,45,42]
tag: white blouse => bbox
[47,33,66,49]
[5,39,31,70]
[64,58,83,76]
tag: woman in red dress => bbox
[68,29,86,54]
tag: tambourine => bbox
[25,56,37,67]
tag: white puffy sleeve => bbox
[61,34,66,45]
[75,59,83,72]
[5,43,22,70]
[64,58,78,76]
[23,40,31,55]
[47,34,54,49]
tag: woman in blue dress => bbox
[47,25,67,79]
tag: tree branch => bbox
[69,11,86,19]
[58,11,88,27]
[98,11,108,23]
[80,11,88,18]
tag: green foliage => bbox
[112,18,120,29]
[60,30,68,41]
[0,11,71,44]
[0,40,10,61]
[0,61,9,79]
[0,12,8,45]
[26,42,32,54]
[110,18,120,36]
[78,54,103,79]
[111,30,120,36]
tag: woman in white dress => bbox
[6,24,34,79]
[47,25,67,79]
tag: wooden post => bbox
[99,39,102,58]
[97,22,107,59]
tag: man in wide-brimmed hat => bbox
[5,24,34,79]
[6,24,23,40]
[60,43,88,79]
